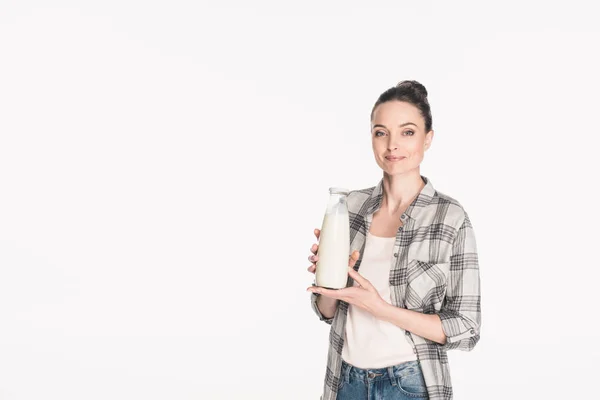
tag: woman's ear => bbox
[424,130,434,150]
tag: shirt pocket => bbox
[404,259,450,313]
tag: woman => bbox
[306,80,481,400]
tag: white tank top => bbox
[341,232,417,368]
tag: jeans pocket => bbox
[394,368,428,398]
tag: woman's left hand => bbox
[307,267,389,318]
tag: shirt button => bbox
[401,213,407,220]
[394,253,398,257]
[470,329,475,334]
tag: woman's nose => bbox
[387,135,399,151]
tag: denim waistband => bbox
[341,359,422,383]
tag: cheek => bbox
[406,145,421,157]
[372,140,384,154]
[408,140,427,155]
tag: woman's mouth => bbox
[385,156,406,161]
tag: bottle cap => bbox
[329,187,350,195]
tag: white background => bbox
[1,1,599,399]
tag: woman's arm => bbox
[309,269,446,342]
[316,295,338,319]
[377,305,447,344]
[436,212,481,351]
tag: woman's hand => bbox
[307,228,362,275]
[307,265,389,319]
[306,228,321,274]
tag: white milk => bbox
[315,211,350,289]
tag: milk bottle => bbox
[315,188,350,289]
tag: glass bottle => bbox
[315,187,350,289]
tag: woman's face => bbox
[371,100,433,176]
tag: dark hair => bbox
[370,80,433,132]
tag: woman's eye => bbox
[404,130,415,136]
[374,130,385,137]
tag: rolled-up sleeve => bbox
[310,292,334,325]
[438,212,481,351]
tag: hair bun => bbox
[396,80,428,98]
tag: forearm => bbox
[378,303,447,345]
[317,295,339,319]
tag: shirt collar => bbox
[364,175,436,221]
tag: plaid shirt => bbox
[311,175,481,400]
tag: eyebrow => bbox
[372,122,418,130]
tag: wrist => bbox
[375,300,394,321]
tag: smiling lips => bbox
[385,155,406,161]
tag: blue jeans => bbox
[336,359,429,400]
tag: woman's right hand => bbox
[307,228,320,274]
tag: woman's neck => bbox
[380,170,425,215]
